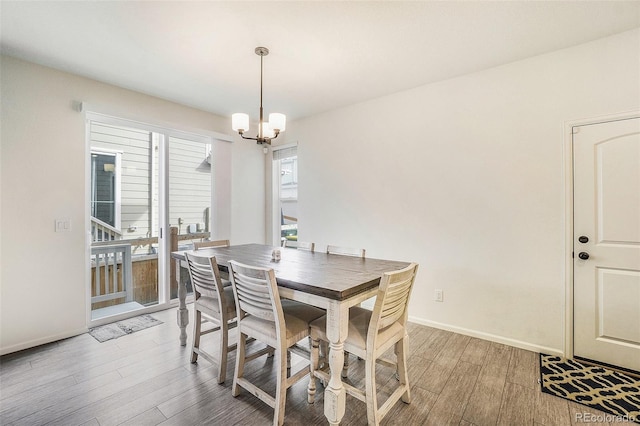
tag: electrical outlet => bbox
[434,289,444,302]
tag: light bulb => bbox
[269,113,286,132]
[232,113,249,132]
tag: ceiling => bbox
[2,1,639,121]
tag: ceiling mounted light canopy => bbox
[232,47,286,145]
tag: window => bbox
[273,145,298,244]
[280,157,298,187]
[90,150,121,230]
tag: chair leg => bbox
[217,318,229,384]
[274,345,288,426]
[342,351,350,378]
[190,309,202,363]
[397,338,411,404]
[232,331,247,397]
[319,341,327,368]
[365,354,380,426]
[308,337,319,403]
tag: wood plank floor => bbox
[0,307,629,425]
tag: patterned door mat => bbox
[540,354,640,423]
[89,314,163,342]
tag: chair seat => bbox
[240,301,325,347]
[281,299,325,323]
[310,306,404,354]
[197,285,236,316]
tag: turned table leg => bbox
[176,257,189,346]
[324,303,349,425]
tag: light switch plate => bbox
[55,218,71,232]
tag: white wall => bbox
[0,56,265,354]
[284,29,640,354]
[231,142,267,245]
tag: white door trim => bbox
[563,110,640,361]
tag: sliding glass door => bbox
[87,115,213,323]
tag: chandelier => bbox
[232,47,286,145]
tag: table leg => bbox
[176,258,189,346]
[324,303,349,425]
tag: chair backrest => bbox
[194,239,230,250]
[228,261,285,338]
[282,240,315,252]
[185,253,226,309]
[367,263,419,345]
[326,245,365,258]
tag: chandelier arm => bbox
[239,133,258,142]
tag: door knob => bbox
[578,236,589,243]
[578,252,590,260]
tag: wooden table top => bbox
[171,243,411,301]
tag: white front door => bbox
[573,116,640,371]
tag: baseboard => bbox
[0,327,89,356]
[408,316,564,357]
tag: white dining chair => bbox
[228,260,325,426]
[307,263,419,426]
[282,240,315,252]
[326,244,366,374]
[194,239,230,250]
[184,253,236,384]
[326,245,365,258]
[194,239,231,283]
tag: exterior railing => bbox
[90,228,211,309]
[91,243,133,305]
[91,217,122,242]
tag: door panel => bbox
[598,268,640,343]
[573,117,640,371]
[598,136,640,243]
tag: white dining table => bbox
[171,243,410,425]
